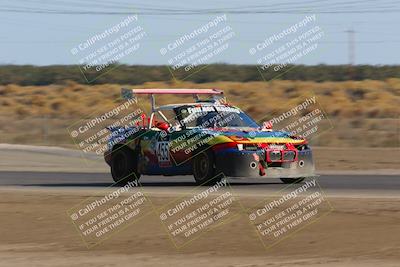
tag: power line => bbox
[1,7,400,15]
[4,0,400,15]
[10,0,400,11]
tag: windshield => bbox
[177,105,259,129]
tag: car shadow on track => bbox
[22,180,286,188]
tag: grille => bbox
[267,162,283,167]
[243,144,258,151]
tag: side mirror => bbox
[155,121,170,132]
[262,121,273,131]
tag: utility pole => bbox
[345,28,355,79]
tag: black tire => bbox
[111,147,140,185]
[192,150,220,185]
[280,178,305,184]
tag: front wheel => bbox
[111,147,140,185]
[192,150,220,185]
[280,178,305,184]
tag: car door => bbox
[155,131,172,168]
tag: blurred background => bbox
[0,0,399,150]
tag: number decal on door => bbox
[156,141,171,167]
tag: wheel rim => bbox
[195,153,209,180]
[113,153,126,178]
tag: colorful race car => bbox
[104,89,315,185]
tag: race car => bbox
[104,88,315,185]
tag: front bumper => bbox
[215,148,315,178]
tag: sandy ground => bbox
[0,144,399,174]
[0,144,399,266]
[312,147,400,174]
[0,144,106,173]
[0,188,399,267]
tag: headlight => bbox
[269,150,281,161]
[283,151,296,161]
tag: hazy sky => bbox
[1,0,399,66]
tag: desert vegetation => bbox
[0,78,398,147]
[0,64,399,85]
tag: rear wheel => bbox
[111,147,140,185]
[280,178,305,184]
[193,150,221,185]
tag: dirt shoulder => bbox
[0,144,107,173]
[313,147,400,174]
[0,188,399,267]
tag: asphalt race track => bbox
[0,171,399,195]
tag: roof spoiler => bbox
[122,88,222,97]
[121,88,224,111]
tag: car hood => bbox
[192,127,306,145]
